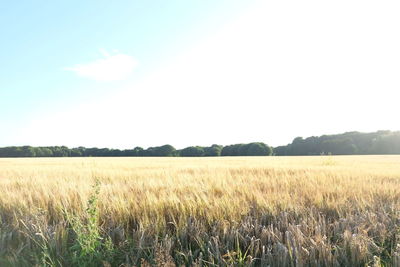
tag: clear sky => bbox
[1,0,399,149]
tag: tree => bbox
[273,146,287,156]
[204,145,222,156]
[246,142,272,156]
[151,145,177,157]
[321,138,357,155]
[180,146,205,157]
[35,147,54,157]
[221,143,272,156]
[221,145,233,156]
[133,147,144,156]
[238,144,251,156]
[70,148,83,157]
[21,146,36,157]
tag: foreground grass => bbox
[0,156,399,266]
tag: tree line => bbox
[0,130,399,158]
[274,130,400,155]
[0,143,272,158]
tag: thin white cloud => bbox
[65,50,138,81]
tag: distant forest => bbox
[0,130,400,157]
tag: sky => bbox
[1,0,399,149]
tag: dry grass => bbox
[0,156,399,266]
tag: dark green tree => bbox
[246,142,272,156]
[180,146,205,157]
[151,145,177,157]
[204,145,223,156]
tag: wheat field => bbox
[0,156,399,266]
